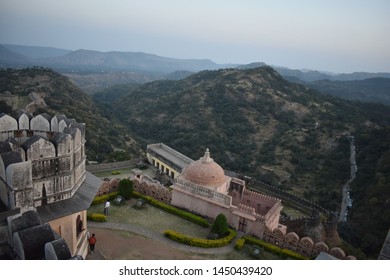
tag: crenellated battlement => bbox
[244,189,281,204]
[0,113,85,143]
[0,113,86,212]
[238,203,266,221]
[239,203,256,214]
[0,113,85,135]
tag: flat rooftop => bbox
[147,143,193,171]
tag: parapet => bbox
[0,113,85,159]
[0,113,85,141]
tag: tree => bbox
[211,213,228,236]
[118,178,134,200]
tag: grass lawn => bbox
[91,168,133,178]
[88,199,210,237]
[88,199,286,260]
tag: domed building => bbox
[182,148,229,192]
[171,148,282,238]
[144,143,355,258]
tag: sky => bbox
[1,0,389,73]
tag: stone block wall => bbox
[0,113,86,210]
[263,227,356,259]
[132,176,172,204]
[96,179,119,196]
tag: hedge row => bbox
[91,191,119,205]
[243,235,308,260]
[87,213,107,222]
[133,191,210,228]
[164,228,237,248]
[234,238,246,250]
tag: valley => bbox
[1,63,389,259]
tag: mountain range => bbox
[1,43,390,80]
[104,66,390,259]
[1,65,389,259]
[0,44,226,73]
[2,44,390,105]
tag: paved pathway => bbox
[88,221,240,255]
[338,136,357,222]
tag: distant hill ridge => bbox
[1,44,390,104]
[0,44,229,73]
[1,44,389,80]
[0,67,143,162]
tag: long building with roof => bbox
[146,143,194,179]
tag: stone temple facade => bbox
[0,113,101,259]
[148,145,283,238]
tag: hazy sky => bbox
[1,0,389,73]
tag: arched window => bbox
[42,184,47,205]
[76,215,83,237]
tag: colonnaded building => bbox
[0,113,101,260]
[146,143,283,238]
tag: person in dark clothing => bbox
[88,233,97,253]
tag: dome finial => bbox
[202,148,213,163]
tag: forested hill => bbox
[1,66,389,258]
[109,66,390,258]
[113,66,375,191]
[305,78,390,105]
[0,67,143,161]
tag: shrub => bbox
[118,178,134,200]
[211,213,228,235]
[235,238,246,250]
[243,235,308,260]
[87,213,107,222]
[111,170,121,175]
[91,191,119,205]
[164,228,237,248]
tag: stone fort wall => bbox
[263,227,356,260]
[0,113,86,211]
[96,169,172,204]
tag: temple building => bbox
[142,144,354,259]
[147,144,283,238]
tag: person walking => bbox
[104,200,110,215]
[88,233,97,253]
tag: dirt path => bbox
[86,222,238,260]
[85,227,202,260]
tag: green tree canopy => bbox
[211,213,228,235]
[118,178,134,200]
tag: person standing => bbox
[104,200,110,215]
[88,233,96,253]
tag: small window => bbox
[76,215,83,237]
